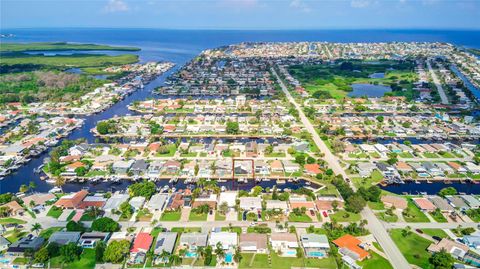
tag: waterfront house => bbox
[192,193,217,209]
[7,234,44,255]
[164,160,181,174]
[429,196,455,212]
[218,191,238,209]
[2,201,25,216]
[270,160,284,173]
[0,236,10,252]
[78,195,106,209]
[465,162,480,174]
[446,196,469,211]
[147,160,164,177]
[283,160,300,173]
[315,197,344,212]
[447,162,468,173]
[49,231,81,245]
[54,190,88,209]
[239,197,262,211]
[463,235,480,250]
[130,160,149,176]
[300,233,330,259]
[209,232,238,249]
[381,195,407,210]
[412,197,436,212]
[461,195,480,209]
[103,192,130,213]
[239,233,268,253]
[146,193,169,212]
[129,196,146,211]
[333,234,370,261]
[304,163,322,175]
[266,200,289,213]
[154,232,177,255]
[357,162,377,178]
[179,233,209,255]
[289,196,316,211]
[395,162,413,173]
[112,160,134,175]
[270,233,299,257]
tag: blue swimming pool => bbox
[285,250,296,256]
[308,251,325,258]
[185,251,197,258]
[225,252,233,263]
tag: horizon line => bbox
[2,27,480,31]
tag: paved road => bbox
[427,60,449,105]
[273,68,412,269]
[384,222,479,229]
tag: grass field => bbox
[47,206,64,219]
[39,227,63,239]
[215,212,226,221]
[239,253,270,268]
[189,211,208,221]
[421,229,450,239]
[1,53,139,68]
[376,212,398,222]
[390,229,433,269]
[50,248,96,269]
[160,211,181,221]
[270,251,337,269]
[171,227,202,233]
[403,200,430,223]
[330,210,361,222]
[429,210,448,223]
[0,217,27,225]
[288,213,312,222]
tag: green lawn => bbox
[160,211,181,221]
[421,229,450,239]
[368,201,385,210]
[171,227,202,233]
[39,227,63,239]
[221,226,243,234]
[270,251,337,269]
[188,211,208,221]
[0,217,27,225]
[12,257,28,265]
[1,42,139,52]
[352,169,384,188]
[288,213,312,222]
[193,256,217,266]
[47,206,64,219]
[330,210,361,222]
[5,231,27,243]
[156,144,177,157]
[390,229,433,269]
[429,211,447,223]
[239,253,270,268]
[50,249,96,269]
[215,212,226,221]
[403,200,430,223]
[376,212,398,222]
[66,210,76,221]
[423,152,439,158]
[398,152,414,158]
[358,251,393,269]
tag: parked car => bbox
[432,236,442,241]
[416,229,423,234]
[322,211,328,218]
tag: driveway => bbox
[180,207,191,221]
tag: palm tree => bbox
[31,223,42,235]
[159,250,170,264]
[233,247,242,263]
[196,246,206,260]
[215,242,225,260]
[170,254,182,266]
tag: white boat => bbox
[48,187,62,194]
[162,185,170,192]
[221,186,227,192]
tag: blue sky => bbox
[2,0,479,29]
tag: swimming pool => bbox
[185,251,197,258]
[284,250,297,256]
[308,251,325,258]
[0,258,10,264]
[225,252,233,263]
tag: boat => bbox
[221,186,227,192]
[48,187,62,194]
[277,179,286,185]
[162,185,170,192]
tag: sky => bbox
[1,0,479,30]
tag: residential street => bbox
[427,60,449,105]
[273,68,412,269]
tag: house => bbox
[270,160,284,173]
[239,197,262,211]
[7,234,45,255]
[446,196,469,211]
[270,233,299,257]
[148,160,164,177]
[395,162,413,173]
[0,236,10,252]
[283,160,300,173]
[209,232,238,250]
[131,233,153,253]
[78,195,107,209]
[22,193,56,208]
[465,162,480,174]
[304,163,322,175]
[239,233,268,253]
[357,162,377,178]
[381,195,407,210]
[428,238,469,260]
[463,235,480,250]
[130,160,149,176]
[266,200,289,213]
[412,197,437,212]
[154,232,177,255]
[333,234,370,261]
[289,197,316,211]
[109,232,133,243]
[315,197,345,212]
[146,193,169,212]
[461,195,480,209]
[49,231,81,245]
[218,191,238,208]
[429,196,454,212]
[103,192,130,212]
[80,232,109,248]
[112,160,134,174]
[129,196,146,211]
[54,190,88,209]
[164,160,181,174]
[447,162,468,173]
[192,193,217,209]
[300,234,330,258]
[2,201,25,216]
[179,233,209,254]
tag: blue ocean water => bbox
[1,28,479,194]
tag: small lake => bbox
[348,83,391,98]
[369,72,385,79]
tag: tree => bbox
[171,254,182,266]
[233,247,242,263]
[34,247,50,264]
[96,120,117,135]
[429,249,454,269]
[119,201,133,219]
[60,242,82,263]
[19,184,29,193]
[215,242,225,260]
[346,194,366,213]
[226,121,240,134]
[438,187,457,197]
[103,240,130,263]
[204,245,213,265]
[95,241,106,262]
[66,220,85,232]
[159,250,170,264]
[92,217,120,232]
[218,202,229,215]
[75,166,87,176]
[31,223,42,235]
[47,242,60,257]
[295,155,306,165]
[129,181,156,199]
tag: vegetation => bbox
[390,228,433,269]
[128,181,157,199]
[103,240,130,263]
[403,199,430,222]
[91,217,120,232]
[1,42,139,52]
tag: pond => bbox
[348,83,391,98]
[369,72,385,79]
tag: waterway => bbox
[381,182,480,195]
[1,28,480,194]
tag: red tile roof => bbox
[54,190,88,209]
[333,234,370,261]
[131,233,153,253]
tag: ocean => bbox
[1,28,479,194]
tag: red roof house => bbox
[54,190,88,209]
[131,233,153,253]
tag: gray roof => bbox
[104,193,130,211]
[446,196,469,209]
[179,233,208,247]
[147,193,169,210]
[429,196,455,211]
[154,232,177,254]
[49,231,81,245]
[461,195,480,207]
[0,236,10,247]
[300,233,329,244]
[8,234,44,253]
[131,160,149,171]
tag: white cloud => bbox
[104,0,129,13]
[350,0,371,8]
[290,0,311,13]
